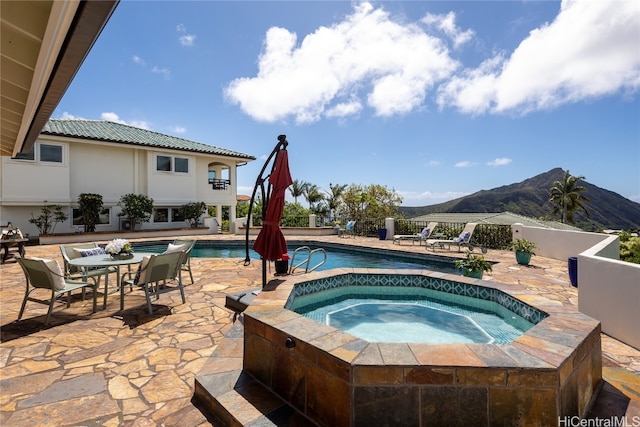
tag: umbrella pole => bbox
[262,259,267,288]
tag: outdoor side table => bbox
[1,238,28,263]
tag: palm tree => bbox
[289,179,308,204]
[303,184,324,212]
[325,183,347,220]
[549,170,590,224]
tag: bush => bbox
[179,202,207,228]
[620,236,640,264]
[117,194,153,231]
[29,201,68,235]
[78,193,103,232]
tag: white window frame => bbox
[155,154,189,174]
[9,142,64,164]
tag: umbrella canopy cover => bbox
[252,149,293,260]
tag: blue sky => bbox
[53,0,640,206]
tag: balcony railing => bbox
[209,179,230,190]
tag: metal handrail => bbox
[289,246,327,274]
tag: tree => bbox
[289,179,308,204]
[179,201,207,228]
[28,201,68,235]
[303,183,324,212]
[325,183,347,220]
[549,170,590,224]
[78,193,103,232]
[337,184,402,221]
[117,194,154,231]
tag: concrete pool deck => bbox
[1,234,638,425]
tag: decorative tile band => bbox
[284,273,548,325]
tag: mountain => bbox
[399,168,640,230]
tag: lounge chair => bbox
[393,222,438,245]
[337,220,356,238]
[425,223,486,253]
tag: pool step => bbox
[193,320,316,426]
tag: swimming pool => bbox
[131,241,460,273]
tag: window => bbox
[72,208,111,226]
[156,155,189,174]
[10,143,62,163]
[40,144,63,163]
[172,209,185,222]
[175,157,188,173]
[157,155,171,171]
[153,208,169,223]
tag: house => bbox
[408,211,580,231]
[0,119,255,236]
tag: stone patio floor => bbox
[1,234,638,426]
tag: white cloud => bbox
[132,55,145,66]
[399,189,469,205]
[224,2,459,123]
[426,160,440,166]
[151,66,171,80]
[487,157,512,166]
[438,0,640,114]
[171,126,186,134]
[455,161,474,168]
[177,24,196,46]
[421,12,474,49]
[100,112,150,130]
[58,112,85,120]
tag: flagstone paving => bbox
[1,234,638,425]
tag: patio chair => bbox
[60,242,116,308]
[16,257,98,326]
[120,251,186,314]
[425,223,486,253]
[338,220,356,238]
[393,222,439,245]
[167,239,196,284]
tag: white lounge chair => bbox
[425,223,486,253]
[393,222,438,245]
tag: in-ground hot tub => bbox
[242,269,602,426]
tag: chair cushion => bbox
[74,247,106,257]
[34,258,66,290]
[420,228,430,236]
[133,256,152,285]
[164,243,186,254]
[454,231,471,243]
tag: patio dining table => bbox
[68,252,155,310]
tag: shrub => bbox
[179,202,207,228]
[28,201,68,235]
[117,194,153,231]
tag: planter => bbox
[275,260,289,275]
[378,228,387,240]
[515,251,532,266]
[110,253,134,260]
[462,268,483,279]
[568,257,578,287]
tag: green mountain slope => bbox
[399,168,640,230]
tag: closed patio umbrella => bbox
[252,148,292,260]
[245,135,292,287]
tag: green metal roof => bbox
[409,211,580,231]
[42,119,256,161]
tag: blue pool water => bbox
[131,241,459,273]
[295,292,531,344]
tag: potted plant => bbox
[508,239,537,266]
[455,250,492,279]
